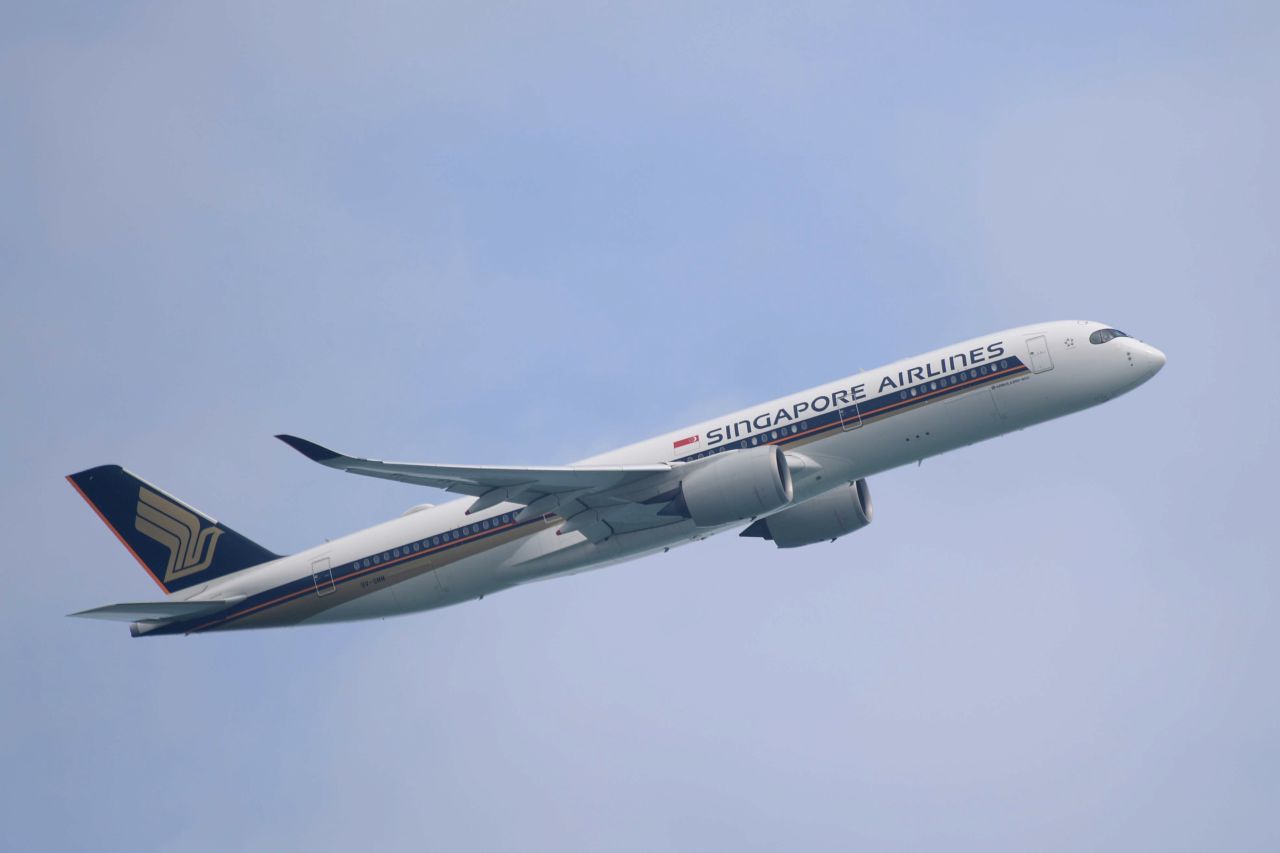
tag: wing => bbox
[276,434,679,541]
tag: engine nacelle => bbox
[740,479,873,548]
[680,445,794,527]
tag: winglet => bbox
[275,434,342,462]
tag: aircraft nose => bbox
[1132,342,1167,382]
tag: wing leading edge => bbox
[275,434,676,539]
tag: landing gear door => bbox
[1026,335,1054,373]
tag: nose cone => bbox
[1148,346,1167,374]
[1132,341,1167,384]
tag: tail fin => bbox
[67,465,280,594]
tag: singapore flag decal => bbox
[673,434,699,449]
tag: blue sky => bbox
[2,2,1277,850]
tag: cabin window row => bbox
[354,512,517,569]
[897,360,1011,400]
[683,422,812,460]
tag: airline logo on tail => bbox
[134,487,223,583]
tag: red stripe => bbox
[66,475,169,593]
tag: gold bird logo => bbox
[134,487,224,583]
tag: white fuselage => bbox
[184,320,1165,631]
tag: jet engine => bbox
[740,479,873,548]
[677,445,794,527]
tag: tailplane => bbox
[67,465,280,594]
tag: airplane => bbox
[67,320,1165,636]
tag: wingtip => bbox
[275,434,342,462]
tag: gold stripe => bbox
[135,514,182,577]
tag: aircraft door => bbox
[839,400,863,430]
[1026,335,1054,373]
[312,556,336,596]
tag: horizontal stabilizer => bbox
[69,598,243,623]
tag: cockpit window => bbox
[1089,328,1128,344]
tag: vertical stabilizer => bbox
[67,465,280,594]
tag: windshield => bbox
[1089,328,1128,344]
